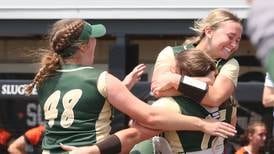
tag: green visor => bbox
[60,22,106,57]
[79,22,106,41]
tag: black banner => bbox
[0,80,37,99]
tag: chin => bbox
[221,53,231,59]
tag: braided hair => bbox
[25,19,85,95]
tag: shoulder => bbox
[158,44,190,57]
[152,97,181,112]
[159,46,173,55]
[220,58,239,71]
[97,71,108,97]
[226,58,239,66]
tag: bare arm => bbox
[122,64,146,90]
[8,136,26,154]
[263,86,274,107]
[201,59,239,107]
[104,72,236,137]
[262,73,274,107]
[61,126,159,154]
[151,46,181,97]
[201,75,235,107]
[152,51,239,107]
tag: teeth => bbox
[224,48,231,53]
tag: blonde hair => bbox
[185,9,241,45]
[25,19,85,95]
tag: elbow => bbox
[141,110,162,128]
[207,99,221,107]
[201,96,222,107]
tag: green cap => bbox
[60,22,106,57]
[79,22,106,41]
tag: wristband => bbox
[95,134,121,154]
[178,75,208,103]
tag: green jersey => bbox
[171,44,237,124]
[38,64,111,153]
[150,45,238,153]
[152,96,227,153]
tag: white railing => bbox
[0,0,250,19]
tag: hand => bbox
[201,119,237,138]
[152,88,181,98]
[130,120,160,139]
[123,64,146,90]
[60,143,100,154]
[193,71,216,85]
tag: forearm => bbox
[115,127,156,154]
[88,128,156,154]
[8,136,26,154]
[122,80,132,90]
[263,96,274,107]
[201,76,235,107]
[8,147,25,154]
[201,59,239,107]
[151,72,182,97]
[153,88,181,97]
[262,88,274,107]
[8,149,25,154]
[151,46,178,93]
[140,107,205,131]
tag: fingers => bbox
[219,122,237,136]
[135,64,146,71]
[214,122,237,138]
[215,133,228,139]
[132,64,146,77]
[60,143,78,151]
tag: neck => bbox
[63,58,77,64]
[62,51,87,65]
[245,144,260,154]
[195,39,217,60]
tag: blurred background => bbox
[0,0,272,153]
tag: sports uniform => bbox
[39,65,112,153]
[135,45,238,154]
[234,147,251,154]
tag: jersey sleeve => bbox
[153,46,177,74]
[218,58,239,87]
[152,97,181,113]
[24,125,45,145]
[97,71,108,97]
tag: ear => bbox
[247,133,253,141]
[204,26,214,39]
[78,44,87,54]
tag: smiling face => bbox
[206,20,242,59]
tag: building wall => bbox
[0,36,263,81]
[0,0,249,19]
